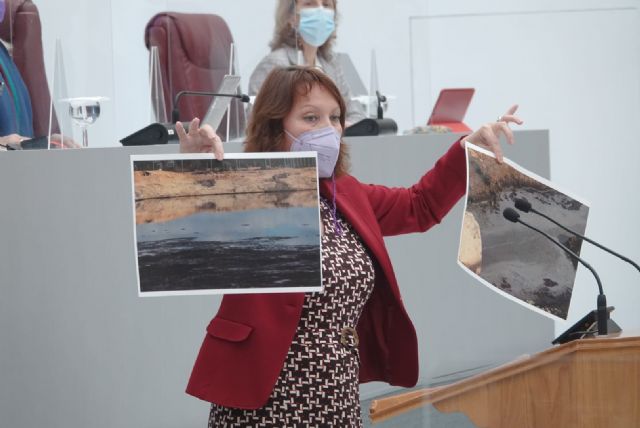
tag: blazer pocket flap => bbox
[207,317,253,342]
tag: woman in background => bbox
[249,0,367,125]
[178,66,521,427]
[0,0,33,148]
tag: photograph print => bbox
[458,143,590,320]
[130,152,322,296]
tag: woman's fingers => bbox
[499,105,523,125]
[3,134,23,145]
[177,121,191,153]
[176,121,188,139]
[188,118,200,138]
[197,125,224,159]
[497,121,515,146]
[481,125,503,163]
[503,104,519,117]
[497,105,523,126]
[212,136,224,161]
[500,114,524,125]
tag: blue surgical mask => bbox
[298,7,335,48]
[286,126,341,178]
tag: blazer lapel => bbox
[319,179,385,263]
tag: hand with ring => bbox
[462,104,523,163]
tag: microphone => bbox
[502,208,611,336]
[515,197,640,274]
[171,90,250,123]
[121,89,249,146]
[375,90,387,120]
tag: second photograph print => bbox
[459,144,590,320]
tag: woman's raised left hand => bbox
[462,104,523,163]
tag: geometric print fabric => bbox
[209,197,376,427]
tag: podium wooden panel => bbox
[370,335,640,427]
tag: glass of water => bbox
[62,97,108,148]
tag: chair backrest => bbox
[0,0,58,137]
[144,12,245,138]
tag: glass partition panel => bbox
[39,0,115,147]
[48,38,72,148]
[148,45,168,124]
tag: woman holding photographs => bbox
[177,66,521,427]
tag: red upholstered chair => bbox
[0,0,58,136]
[144,12,245,138]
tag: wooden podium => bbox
[370,335,640,427]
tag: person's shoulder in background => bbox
[318,52,367,124]
[248,46,297,96]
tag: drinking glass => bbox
[62,97,108,148]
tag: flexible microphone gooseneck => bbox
[502,208,609,335]
[514,197,640,274]
[375,90,387,120]
[171,91,250,123]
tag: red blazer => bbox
[186,141,467,409]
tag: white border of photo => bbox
[129,151,322,297]
[458,142,591,321]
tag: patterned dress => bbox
[209,197,376,427]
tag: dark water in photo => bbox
[136,193,321,293]
[466,187,589,319]
[138,238,320,291]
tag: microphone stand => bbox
[515,218,609,335]
[119,91,249,146]
[171,91,250,123]
[515,198,640,274]
[503,208,619,340]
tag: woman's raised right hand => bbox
[177,118,224,160]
